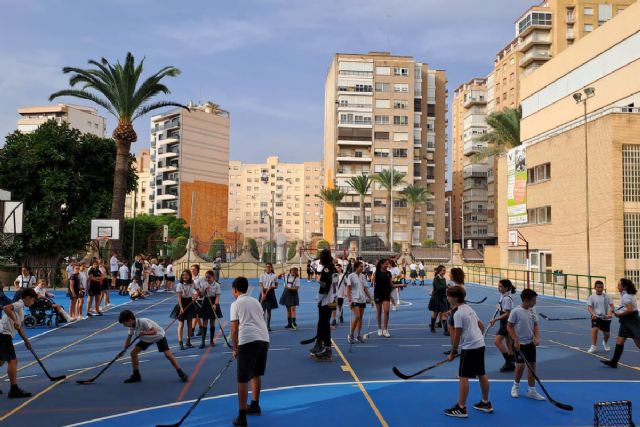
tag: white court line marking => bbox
[4,374,37,382]
[173,354,199,360]
[398,344,421,347]
[122,360,150,365]
[64,378,640,426]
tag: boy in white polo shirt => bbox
[587,280,614,353]
[231,277,270,427]
[445,285,493,418]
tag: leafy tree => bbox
[247,238,259,260]
[316,239,330,257]
[287,240,298,260]
[208,238,226,262]
[347,175,372,253]
[172,236,187,260]
[373,169,406,248]
[0,120,136,266]
[49,52,185,254]
[400,184,430,245]
[422,239,437,248]
[317,187,345,250]
[122,214,189,261]
[472,106,522,162]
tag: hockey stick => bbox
[483,309,500,338]
[539,313,590,321]
[363,300,374,340]
[467,297,488,304]
[517,350,573,411]
[76,336,139,384]
[28,348,66,381]
[210,296,232,349]
[156,357,234,427]
[392,354,459,380]
[300,268,348,346]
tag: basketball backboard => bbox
[91,219,120,240]
[2,200,23,234]
[508,230,518,246]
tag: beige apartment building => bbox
[323,52,448,247]
[124,149,153,218]
[150,102,230,251]
[17,103,106,137]
[451,78,492,249]
[228,157,324,243]
[493,1,640,285]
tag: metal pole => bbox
[461,196,465,249]
[131,186,137,260]
[271,191,275,264]
[390,153,394,251]
[583,100,592,285]
[449,196,453,264]
[187,191,195,267]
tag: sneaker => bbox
[472,401,494,413]
[178,370,188,383]
[603,340,611,352]
[601,359,618,368]
[356,336,365,343]
[247,402,262,416]
[313,347,332,360]
[124,372,142,383]
[444,404,468,418]
[179,341,185,351]
[587,345,597,354]
[232,416,248,426]
[309,342,323,355]
[526,388,546,401]
[377,329,383,337]
[86,312,94,318]
[383,330,391,338]
[8,387,31,398]
[347,335,357,344]
[291,322,297,330]
[392,305,397,312]
[96,312,103,316]
[331,319,337,327]
[511,383,520,398]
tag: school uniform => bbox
[14,275,36,290]
[170,282,197,321]
[68,273,82,299]
[87,267,102,297]
[196,281,223,319]
[508,306,538,363]
[418,264,425,279]
[130,318,170,352]
[109,256,119,276]
[165,264,175,281]
[117,266,130,288]
[587,293,613,333]
[279,275,300,308]
[230,294,270,383]
[409,263,418,279]
[617,291,640,339]
[373,270,393,304]
[336,273,347,304]
[128,282,142,299]
[453,304,486,378]
[260,273,279,311]
[497,292,514,337]
[0,300,25,362]
[315,263,338,351]
[99,266,109,291]
[428,275,448,312]
[348,272,369,308]
[149,263,158,284]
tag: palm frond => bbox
[48,89,116,117]
[133,101,189,120]
[347,174,372,195]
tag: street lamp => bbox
[573,87,595,283]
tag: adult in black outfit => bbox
[310,249,337,360]
[428,265,449,333]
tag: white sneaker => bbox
[603,340,611,352]
[377,329,383,337]
[526,388,546,401]
[383,330,391,338]
[511,383,520,398]
[587,345,597,353]
[392,305,397,311]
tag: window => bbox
[584,24,593,32]
[427,104,435,117]
[374,199,386,208]
[374,149,390,158]
[508,249,527,265]
[393,132,408,142]
[375,115,390,124]
[393,148,408,158]
[374,131,389,140]
[527,163,551,184]
[393,116,409,125]
[374,215,386,223]
[536,206,551,224]
[598,4,612,22]
[375,82,389,92]
[584,6,593,16]
[375,99,390,108]
[376,67,391,75]
[624,213,640,259]
[393,200,408,208]
[394,83,409,93]
[393,100,408,109]
[623,145,640,202]
[394,67,409,76]
[355,84,372,92]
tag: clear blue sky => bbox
[0,0,525,163]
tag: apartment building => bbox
[451,78,492,249]
[124,149,153,218]
[323,52,448,247]
[494,1,640,284]
[149,102,230,251]
[228,156,324,243]
[17,103,106,137]
[515,0,634,78]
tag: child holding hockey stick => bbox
[279,267,300,330]
[259,263,278,332]
[587,280,614,353]
[489,279,516,371]
[601,278,640,368]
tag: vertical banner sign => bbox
[507,146,528,225]
[162,224,169,242]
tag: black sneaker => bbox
[473,401,493,413]
[500,363,516,372]
[96,312,103,316]
[178,370,188,383]
[232,417,248,426]
[196,329,203,337]
[331,319,337,327]
[444,404,468,418]
[124,372,142,383]
[339,315,344,323]
[601,359,618,368]
[186,340,194,348]
[309,342,323,355]
[247,403,262,416]
[179,341,185,351]
[430,324,436,333]
[8,387,31,398]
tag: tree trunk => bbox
[359,194,365,253]
[333,207,339,254]
[386,191,392,250]
[111,121,137,255]
[408,204,415,247]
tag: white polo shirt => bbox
[453,304,485,350]
[0,300,25,338]
[230,294,269,346]
[129,318,165,343]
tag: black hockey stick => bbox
[467,297,487,304]
[483,309,500,338]
[210,296,232,349]
[76,336,139,385]
[29,348,66,381]
[517,350,573,411]
[156,357,234,427]
[392,354,459,380]
[539,313,590,321]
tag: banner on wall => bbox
[507,146,528,225]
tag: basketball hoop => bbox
[508,230,518,247]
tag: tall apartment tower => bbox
[149,102,230,251]
[323,52,448,247]
[17,103,106,137]
[451,79,491,249]
[124,149,153,218]
[515,0,634,78]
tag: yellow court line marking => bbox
[331,339,389,427]
[1,296,174,379]
[549,339,640,372]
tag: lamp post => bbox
[573,87,595,284]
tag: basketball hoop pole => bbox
[517,229,530,289]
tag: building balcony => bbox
[464,142,486,156]
[337,138,372,146]
[156,207,177,215]
[566,29,575,39]
[151,120,180,133]
[518,33,551,52]
[463,168,488,178]
[337,152,372,162]
[519,50,551,67]
[158,150,179,159]
[337,87,373,95]
[518,22,551,38]
[338,120,372,128]
[463,96,487,108]
[156,193,178,201]
[566,15,575,24]
[337,104,372,113]
[158,134,180,146]
[464,190,488,201]
[464,181,487,191]
[157,165,179,173]
[161,179,178,186]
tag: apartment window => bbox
[393,100,408,109]
[427,104,435,117]
[374,199,386,208]
[584,6,593,16]
[598,4,612,22]
[530,206,551,224]
[374,215,386,223]
[393,148,408,158]
[527,163,551,184]
[584,24,593,32]
[374,131,389,140]
[394,83,409,93]
[376,67,391,75]
[624,213,640,259]
[394,67,409,76]
[375,99,390,108]
[375,82,390,92]
[355,84,373,92]
[374,149,390,158]
[375,115,390,124]
[623,145,640,201]
[508,249,527,265]
[393,132,408,142]
[393,200,408,208]
[393,116,409,125]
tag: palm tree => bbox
[347,174,372,254]
[317,187,345,251]
[400,184,431,246]
[472,106,522,163]
[373,169,406,249]
[49,53,185,253]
